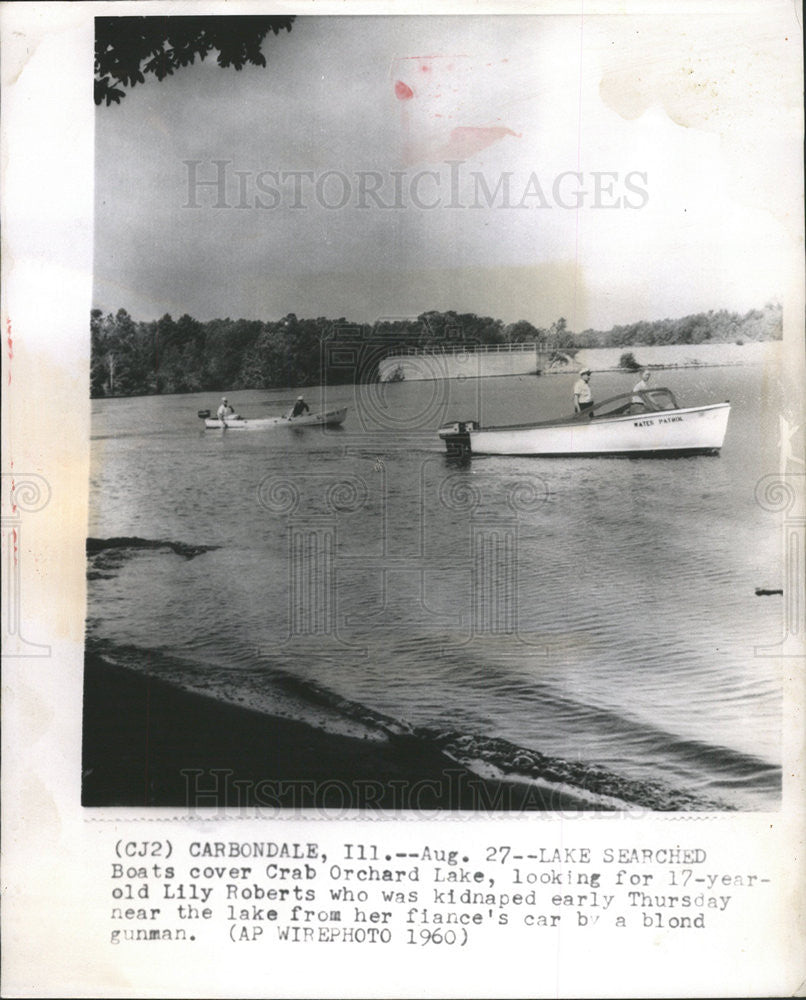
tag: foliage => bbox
[95,15,295,105]
[547,350,577,367]
[89,302,784,398]
[577,303,782,348]
[618,352,641,371]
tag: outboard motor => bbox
[197,409,211,419]
[437,419,478,459]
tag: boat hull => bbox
[204,407,347,430]
[452,403,731,456]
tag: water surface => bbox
[87,363,784,810]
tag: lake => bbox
[86,360,784,810]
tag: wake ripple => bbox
[84,639,766,812]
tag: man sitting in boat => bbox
[573,369,593,414]
[217,397,235,421]
[291,395,310,418]
[631,370,652,411]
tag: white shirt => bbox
[573,378,592,404]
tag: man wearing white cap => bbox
[573,369,593,414]
[216,396,235,422]
[291,395,310,418]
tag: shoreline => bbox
[82,652,590,811]
[378,339,782,382]
[90,340,782,399]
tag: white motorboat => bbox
[438,389,730,458]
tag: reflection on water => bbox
[87,363,784,809]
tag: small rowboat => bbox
[438,389,730,458]
[202,407,348,430]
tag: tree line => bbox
[90,302,782,398]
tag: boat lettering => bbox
[658,416,683,423]
[633,420,654,428]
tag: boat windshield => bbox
[588,387,679,419]
[642,388,679,411]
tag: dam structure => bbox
[376,340,781,382]
[378,342,552,382]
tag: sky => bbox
[93,10,801,331]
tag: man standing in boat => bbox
[631,369,652,411]
[632,369,652,399]
[573,369,594,414]
[291,395,310,418]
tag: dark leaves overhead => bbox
[94,16,295,105]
